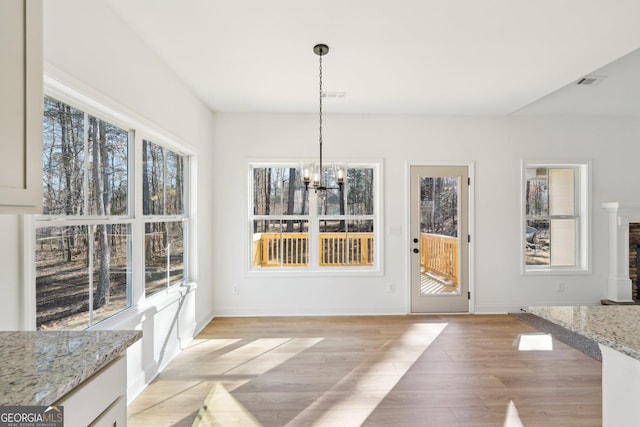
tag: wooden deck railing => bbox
[319,233,374,266]
[253,233,308,267]
[253,232,374,267]
[252,232,455,278]
[420,233,458,286]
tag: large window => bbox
[250,163,378,271]
[35,94,189,330]
[523,161,589,273]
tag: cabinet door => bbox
[0,0,42,213]
[55,356,127,427]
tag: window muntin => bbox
[523,163,588,272]
[143,140,187,297]
[250,163,377,271]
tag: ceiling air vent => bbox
[575,75,606,86]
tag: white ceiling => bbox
[107,0,640,116]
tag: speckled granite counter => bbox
[0,330,141,406]
[528,305,640,360]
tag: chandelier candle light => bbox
[302,43,345,192]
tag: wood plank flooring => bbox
[128,315,602,426]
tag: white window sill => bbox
[246,268,383,278]
[522,268,591,276]
[89,282,197,331]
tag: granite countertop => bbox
[528,305,640,360]
[0,330,142,406]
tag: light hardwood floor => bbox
[128,315,602,426]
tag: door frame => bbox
[405,161,475,314]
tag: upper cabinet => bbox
[0,0,42,214]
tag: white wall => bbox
[0,0,214,399]
[212,113,640,315]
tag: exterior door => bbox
[410,165,469,313]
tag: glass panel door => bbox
[410,165,469,313]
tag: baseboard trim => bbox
[212,305,407,317]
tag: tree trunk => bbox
[143,141,150,215]
[142,142,152,261]
[91,119,110,309]
[264,168,271,232]
[286,168,296,231]
[61,105,73,219]
[64,233,72,263]
[253,170,258,232]
[95,224,110,309]
[176,155,183,213]
[300,170,307,218]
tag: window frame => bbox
[141,139,189,298]
[521,160,591,275]
[25,75,194,331]
[247,160,383,276]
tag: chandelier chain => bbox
[319,53,323,184]
[303,44,341,193]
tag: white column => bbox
[602,202,640,302]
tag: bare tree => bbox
[90,118,111,309]
[286,167,296,232]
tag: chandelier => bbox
[302,44,344,192]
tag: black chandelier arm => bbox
[304,181,343,193]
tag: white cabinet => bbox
[0,0,42,213]
[55,356,128,427]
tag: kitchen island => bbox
[0,330,141,425]
[528,305,640,427]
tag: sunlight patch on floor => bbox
[288,322,448,426]
[192,382,261,427]
[224,337,325,376]
[195,337,324,376]
[514,333,553,351]
[191,337,326,424]
[183,338,242,353]
[503,400,525,427]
